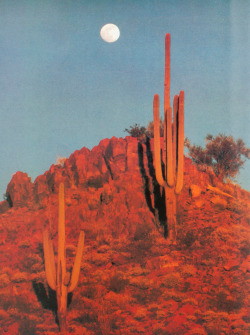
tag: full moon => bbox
[100,23,120,43]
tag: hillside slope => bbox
[0,136,250,335]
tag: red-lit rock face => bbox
[6,171,34,207]
[5,137,151,209]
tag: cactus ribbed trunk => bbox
[172,95,179,176]
[153,95,165,188]
[166,106,174,187]
[164,33,171,112]
[153,33,184,243]
[165,187,177,241]
[57,183,67,332]
[163,33,171,168]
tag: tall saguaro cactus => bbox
[153,33,184,242]
[43,183,85,332]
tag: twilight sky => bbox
[0,0,249,197]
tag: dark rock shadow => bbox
[138,138,168,238]
[32,280,73,326]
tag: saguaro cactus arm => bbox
[175,90,184,194]
[172,94,179,175]
[68,231,85,292]
[166,106,174,187]
[43,230,56,291]
[153,94,167,187]
[58,183,66,275]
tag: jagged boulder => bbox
[6,172,33,207]
[105,137,127,177]
[126,137,140,172]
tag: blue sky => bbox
[0,0,249,197]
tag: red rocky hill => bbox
[0,136,250,334]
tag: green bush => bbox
[124,123,148,141]
[124,119,164,140]
[186,134,250,180]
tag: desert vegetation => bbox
[185,134,250,181]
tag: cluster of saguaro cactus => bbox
[43,183,85,332]
[153,33,184,242]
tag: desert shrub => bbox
[181,264,197,278]
[133,285,161,305]
[133,290,149,305]
[108,272,128,293]
[81,284,99,300]
[73,312,97,324]
[0,273,10,288]
[55,155,67,167]
[124,123,149,141]
[162,272,182,289]
[186,134,250,180]
[213,289,244,312]
[18,318,38,335]
[147,286,165,303]
[21,253,43,273]
[210,226,234,245]
[18,239,31,249]
[127,222,155,264]
[84,223,109,244]
[182,231,197,248]
[130,276,152,290]
[230,318,250,335]
[1,293,16,311]
[90,253,110,267]
[227,200,245,214]
[163,291,184,302]
[97,229,111,246]
[134,307,147,320]
[202,310,229,335]
[182,297,199,306]
[128,265,149,277]
[187,327,207,335]
[239,240,250,257]
[96,301,118,335]
[153,329,172,335]
[11,272,28,283]
[125,118,165,140]
[133,222,153,241]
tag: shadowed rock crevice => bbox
[102,154,114,180]
[5,193,13,208]
[138,139,168,237]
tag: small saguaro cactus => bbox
[153,33,184,242]
[43,183,85,332]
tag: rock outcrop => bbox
[4,136,216,211]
